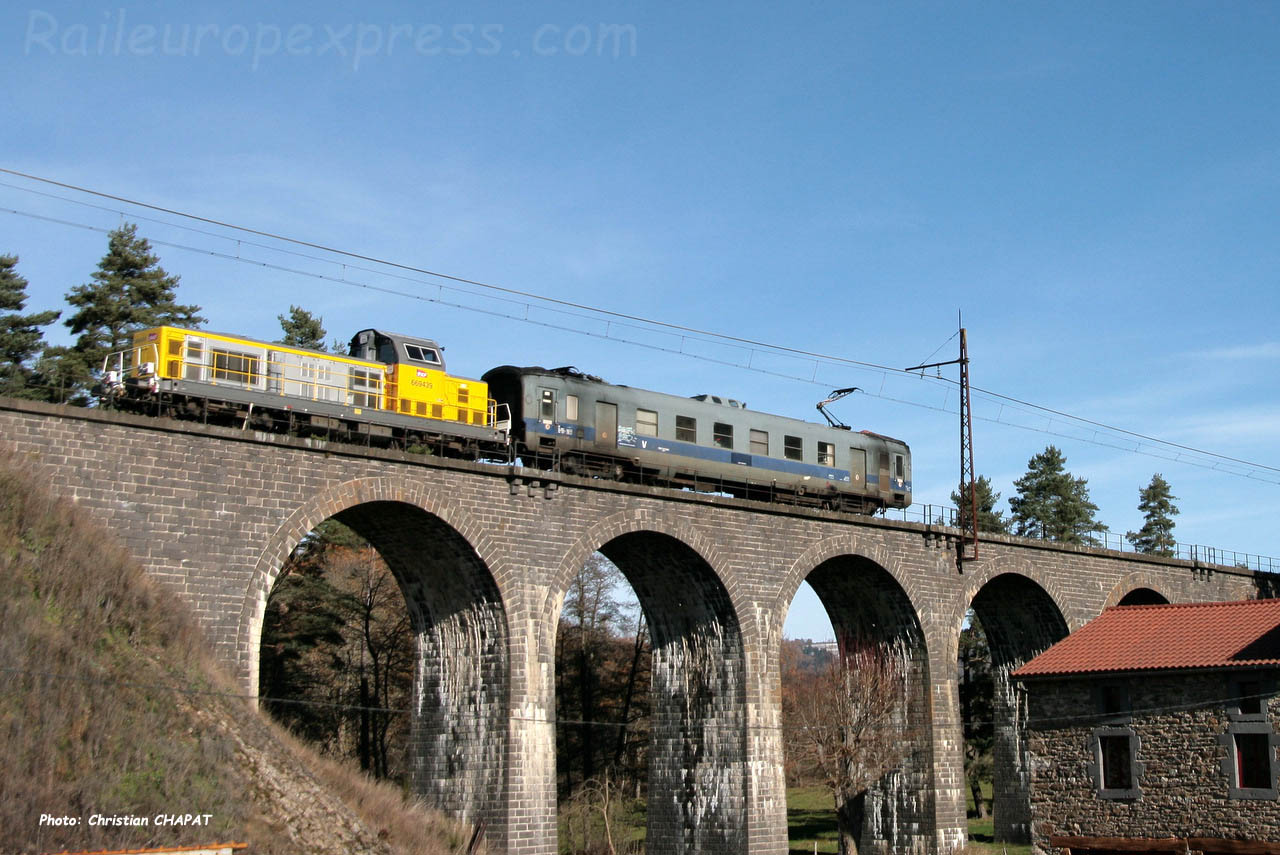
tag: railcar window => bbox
[750,429,768,455]
[211,349,259,385]
[349,367,381,408]
[636,408,658,436]
[713,422,733,449]
[818,441,834,466]
[895,454,905,479]
[403,343,441,364]
[676,415,696,443]
[566,395,579,421]
[184,339,204,380]
[784,435,803,461]
[540,389,556,421]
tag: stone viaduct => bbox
[0,397,1267,854]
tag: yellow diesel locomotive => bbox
[102,326,510,455]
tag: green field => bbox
[786,786,1032,855]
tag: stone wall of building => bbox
[1024,671,1280,849]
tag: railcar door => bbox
[848,447,867,490]
[878,450,892,503]
[266,351,283,395]
[594,401,617,451]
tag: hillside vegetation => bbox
[0,448,479,854]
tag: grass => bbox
[787,786,840,854]
[786,785,1033,855]
[0,447,475,854]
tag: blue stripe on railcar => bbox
[526,418,597,441]
[522,417,914,493]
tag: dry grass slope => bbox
[0,447,480,855]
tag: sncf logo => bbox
[415,369,429,378]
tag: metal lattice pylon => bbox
[907,323,978,567]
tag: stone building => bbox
[1013,599,1280,855]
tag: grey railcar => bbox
[482,365,911,512]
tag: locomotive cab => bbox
[349,329,494,428]
[349,329,446,371]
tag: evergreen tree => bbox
[1008,445,1106,544]
[1126,474,1179,557]
[29,345,92,405]
[950,475,1010,534]
[0,254,60,398]
[277,305,327,350]
[60,223,203,395]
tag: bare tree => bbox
[785,641,912,855]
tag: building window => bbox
[1221,679,1279,799]
[784,435,803,461]
[1237,733,1272,789]
[1101,684,1130,717]
[1230,678,1271,721]
[750,429,768,455]
[817,441,835,466]
[1092,726,1142,798]
[1220,722,1280,798]
[636,408,658,437]
[713,422,733,449]
[1101,735,1133,789]
[676,415,696,443]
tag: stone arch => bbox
[779,533,923,622]
[781,535,934,854]
[549,508,747,855]
[961,567,1071,845]
[1105,572,1172,608]
[950,558,1076,643]
[544,506,733,622]
[239,476,509,833]
[238,475,503,694]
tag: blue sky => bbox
[4,1,1278,640]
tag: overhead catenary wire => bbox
[3,664,1272,732]
[1,167,1277,485]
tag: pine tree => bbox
[277,305,327,350]
[950,475,1010,534]
[0,254,60,398]
[1008,445,1106,544]
[1126,474,1179,557]
[60,223,203,395]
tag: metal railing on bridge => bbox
[889,503,1280,575]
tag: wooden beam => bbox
[1048,836,1187,853]
[1047,836,1280,855]
[1187,839,1280,855]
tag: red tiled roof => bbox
[1013,599,1280,678]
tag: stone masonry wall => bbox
[0,398,1265,854]
[1025,671,1280,849]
